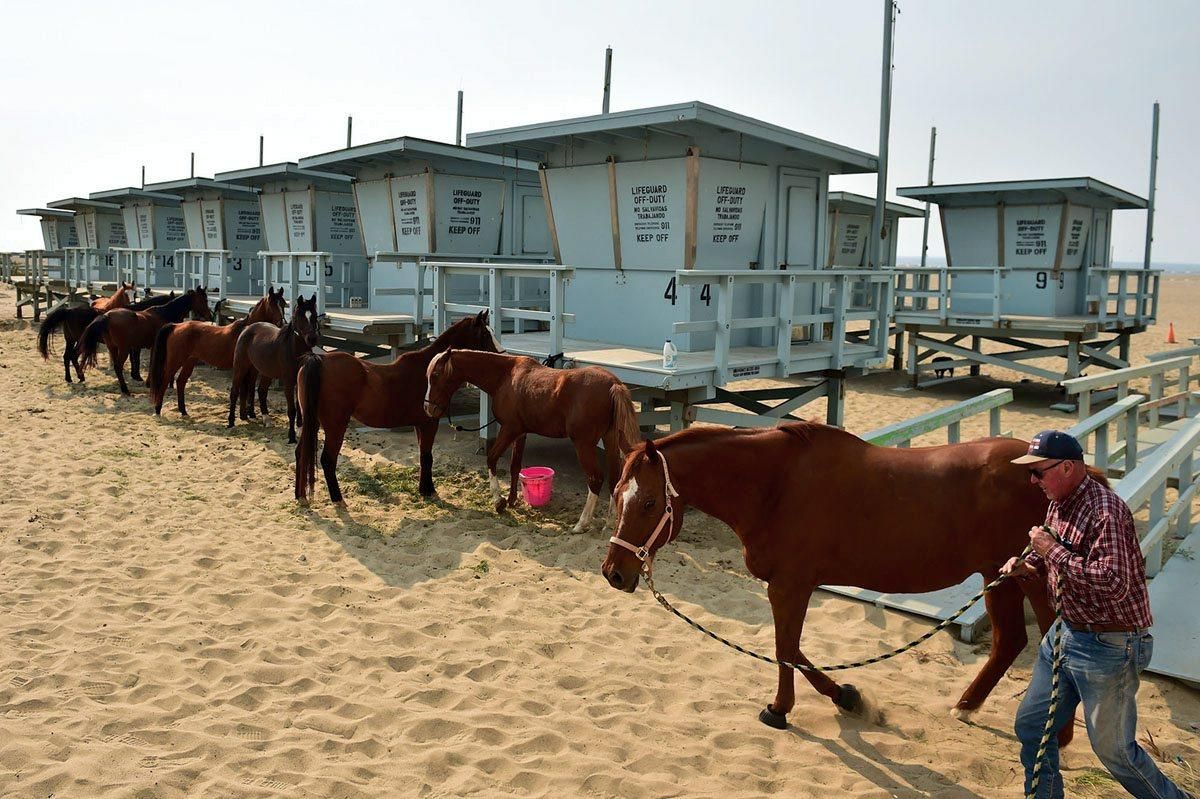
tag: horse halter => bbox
[608,452,680,567]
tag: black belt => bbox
[1065,620,1145,634]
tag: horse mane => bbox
[149,289,197,319]
[129,292,174,311]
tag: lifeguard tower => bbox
[826,191,923,308]
[89,187,189,294]
[214,162,391,352]
[893,178,1158,386]
[45,197,128,296]
[827,191,923,268]
[297,136,552,334]
[144,177,264,302]
[14,207,79,318]
[464,101,891,428]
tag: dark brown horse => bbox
[36,283,154,384]
[227,294,320,443]
[294,310,500,504]
[77,287,212,394]
[423,349,639,531]
[148,288,287,416]
[601,423,1104,735]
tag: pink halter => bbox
[608,452,680,566]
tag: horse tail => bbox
[609,382,639,455]
[1085,464,1110,488]
[37,305,73,359]
[148,323,176,397]
[296,352,323,499]
[77,314,110,371]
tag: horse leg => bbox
[603,430,622,519]
[257,374,271,417]
[319,422,347,505]
[130,348,143,382]
[69,340,85,383]
[62,344,73,384]
[110,344,131,396]
[505,434,527,507]
[570,437,605,533]
[284,377,298,444]
[759,582,850,729]
[227,366,244,428]
[952,574,1028,719]
[241,371,257,421]
[485,426,522,513]
[415,421,438,498]
[174,359,196,417]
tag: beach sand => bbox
[0,278,1197,798]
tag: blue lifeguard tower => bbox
[464,101,892,427]
[144,177,264,301]
[89,187,189,294]
[45,197,128,296]
[893,178,1158,385]
[298,136,551,339]
[13,207,79,318]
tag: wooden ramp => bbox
[821,579,991,642]
[1145,527,1200,687]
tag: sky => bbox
[2,0,1197,263]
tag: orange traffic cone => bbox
[1166,322,1177,344]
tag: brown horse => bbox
[77,287,212,394]
[148,288,287,416]
[227,294,320,443]
[423,349,639,531]
[294,310,500,504]
[601,423,1102,735]
[36,283,153,384]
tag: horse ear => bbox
[644,438,659,461]
[475,309,489,325]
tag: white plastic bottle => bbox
[662,339,678,369]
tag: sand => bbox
[0,277,1197,798]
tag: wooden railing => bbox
[862,388,1012,447]
[674,268,892,384]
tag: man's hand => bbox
[1000,556,1036,579]
[1029,526,1057,557]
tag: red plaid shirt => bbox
[1026,475,1153,629]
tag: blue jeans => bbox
[1015,622,1190,798]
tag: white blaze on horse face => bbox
[615,477,639,530]
[425,351,449,405]
[486,325,502,353]
[573,490,600,533]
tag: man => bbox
[1001,430,1191,799]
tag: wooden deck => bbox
[501,331,880,391]
[221,295,422,355]
[894,310,1147,336]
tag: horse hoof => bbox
[296,497,310,508]
[494,498,507,513]
[758,705,788,730]
[951,707,975,723]
[835,684,862,714]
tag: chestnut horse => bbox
[294,310,500,504]
[77,287,212,394]
[148,288,287,416]
[227,294,320,443]
[36,284,166,384]
[424,349,639,531]
[601,423,1104,735]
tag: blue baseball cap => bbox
[1012,430,1084,464]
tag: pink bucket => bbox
[519,466,555,507]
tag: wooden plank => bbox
[683,147,700,270]
[537,166,563,264]
[606,157,622,271]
